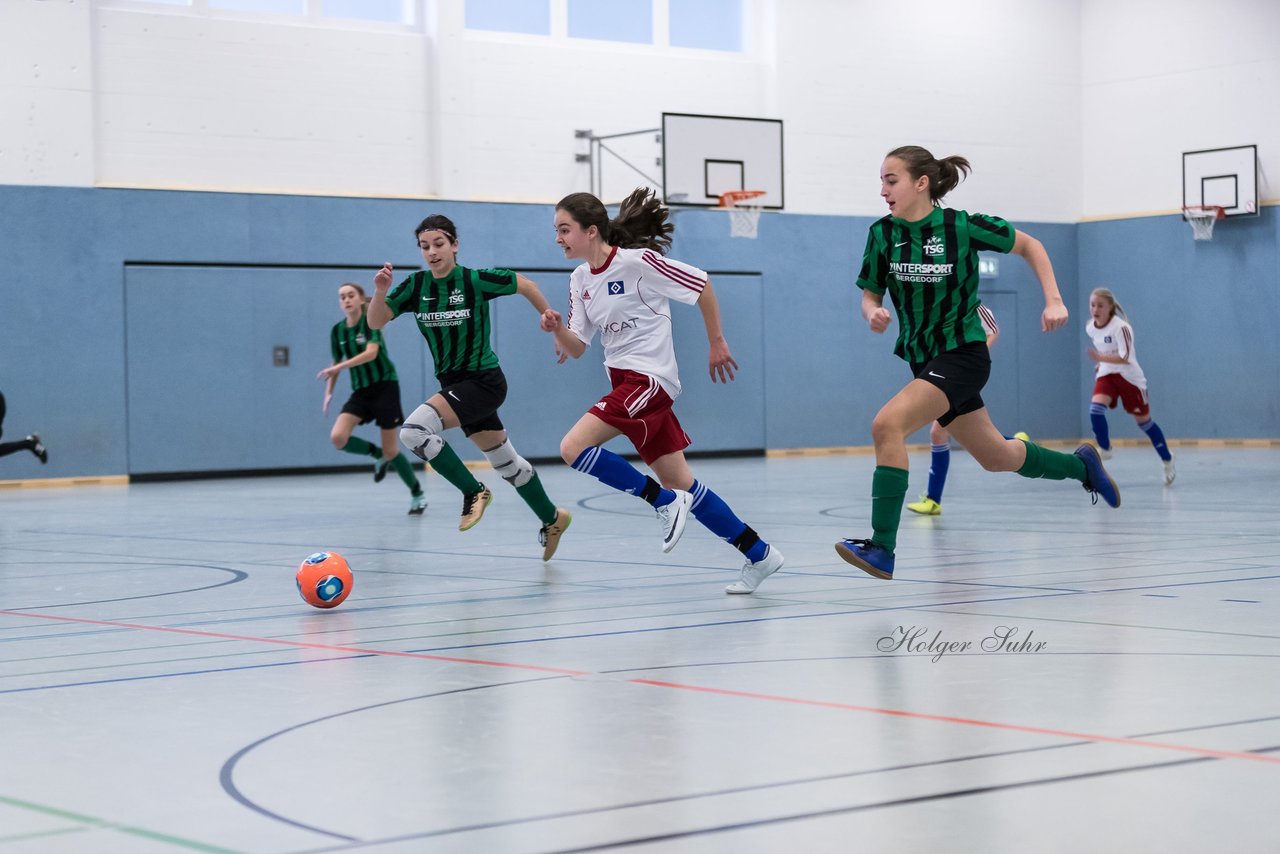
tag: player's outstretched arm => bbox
[1011,231,1067,332]
[367,263,395,330]
[515,274,552,316]
[696,280,738,383]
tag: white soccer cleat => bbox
[656,489,693,553]
[1099,446,1113,460]
[725,546,784,594]
[1163,458,1176,485]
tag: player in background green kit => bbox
[319,283,426,515]
[836,146,1120,581]
[368,214,572,561]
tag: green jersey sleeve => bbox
[384,273,421,319]
[855,220,889,294]
[474,268,519,301]
[966,212,1016,253]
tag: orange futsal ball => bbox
[296,552,353,609]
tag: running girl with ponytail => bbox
[319,282,426,515]
[836,145,1121,581]
[1086,287,1175,484]
[540,188,784,594]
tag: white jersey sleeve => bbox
[566,265,595,347]
[976,303,999,337]
[637,249,706,305]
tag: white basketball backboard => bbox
[1182,144,1258,217]
[661,113,784,209]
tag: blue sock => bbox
[689,479,768,562]
[1089,402,1111,450]
[1139,419,1171,461]
[572,447,675,506]
[926,443,950,502]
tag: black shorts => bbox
[436,367,507,436]
[910,340,991,427]
[341,380,406,430]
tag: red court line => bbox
[631,680,1280,766]
[6,609,1277,766]
[0,610,588,677]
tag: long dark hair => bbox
[556,187,674,254]
[887,145,971,204]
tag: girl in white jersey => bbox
[540,188,784,594]
[1086,288,1175,484]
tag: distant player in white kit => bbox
[540,188,784,594]
[1086,287,1175,484]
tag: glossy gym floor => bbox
[2,446,1278,853]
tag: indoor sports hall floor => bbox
[3,446,1278,853]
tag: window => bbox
[567,0,651,44]
[464,0,551,35]
[670,0,742,51]
[460,0,749,52]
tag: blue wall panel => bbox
[2,184,1273,481]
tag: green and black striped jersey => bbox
[385,266,518,376]
[330,311,398,391]
[856,207,1015,363]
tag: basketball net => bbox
[719,190,766,239]
[1183,205,1224,241]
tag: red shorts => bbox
[1093,373,1149,417]
[588,368,691,465]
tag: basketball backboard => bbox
[1182,144,1258,217]
[661,113,784,210]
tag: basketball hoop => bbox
[718,190,766,239]
[1183,205,1225,241]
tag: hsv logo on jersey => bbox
[607,281,625,296]
[1104,335,1113,343]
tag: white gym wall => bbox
[0,0,1274,221]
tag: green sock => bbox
[1016,440,1087,482]
[428,442,483,495]
[340,436,380,459]
[870,465,910,553]
[513,471,559,525]
[391,453,421,494]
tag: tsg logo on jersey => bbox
[923,236,945,257]
[607,281,625,296]
[448,290,465,306]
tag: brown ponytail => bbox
[556,187,674,254]
[887,145,971,204]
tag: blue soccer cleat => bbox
[1075,443,1121,508]
[835,538,895,580]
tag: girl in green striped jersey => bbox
[368,215,571,561]
[836,146,1120,581]
[319,283,426,515]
